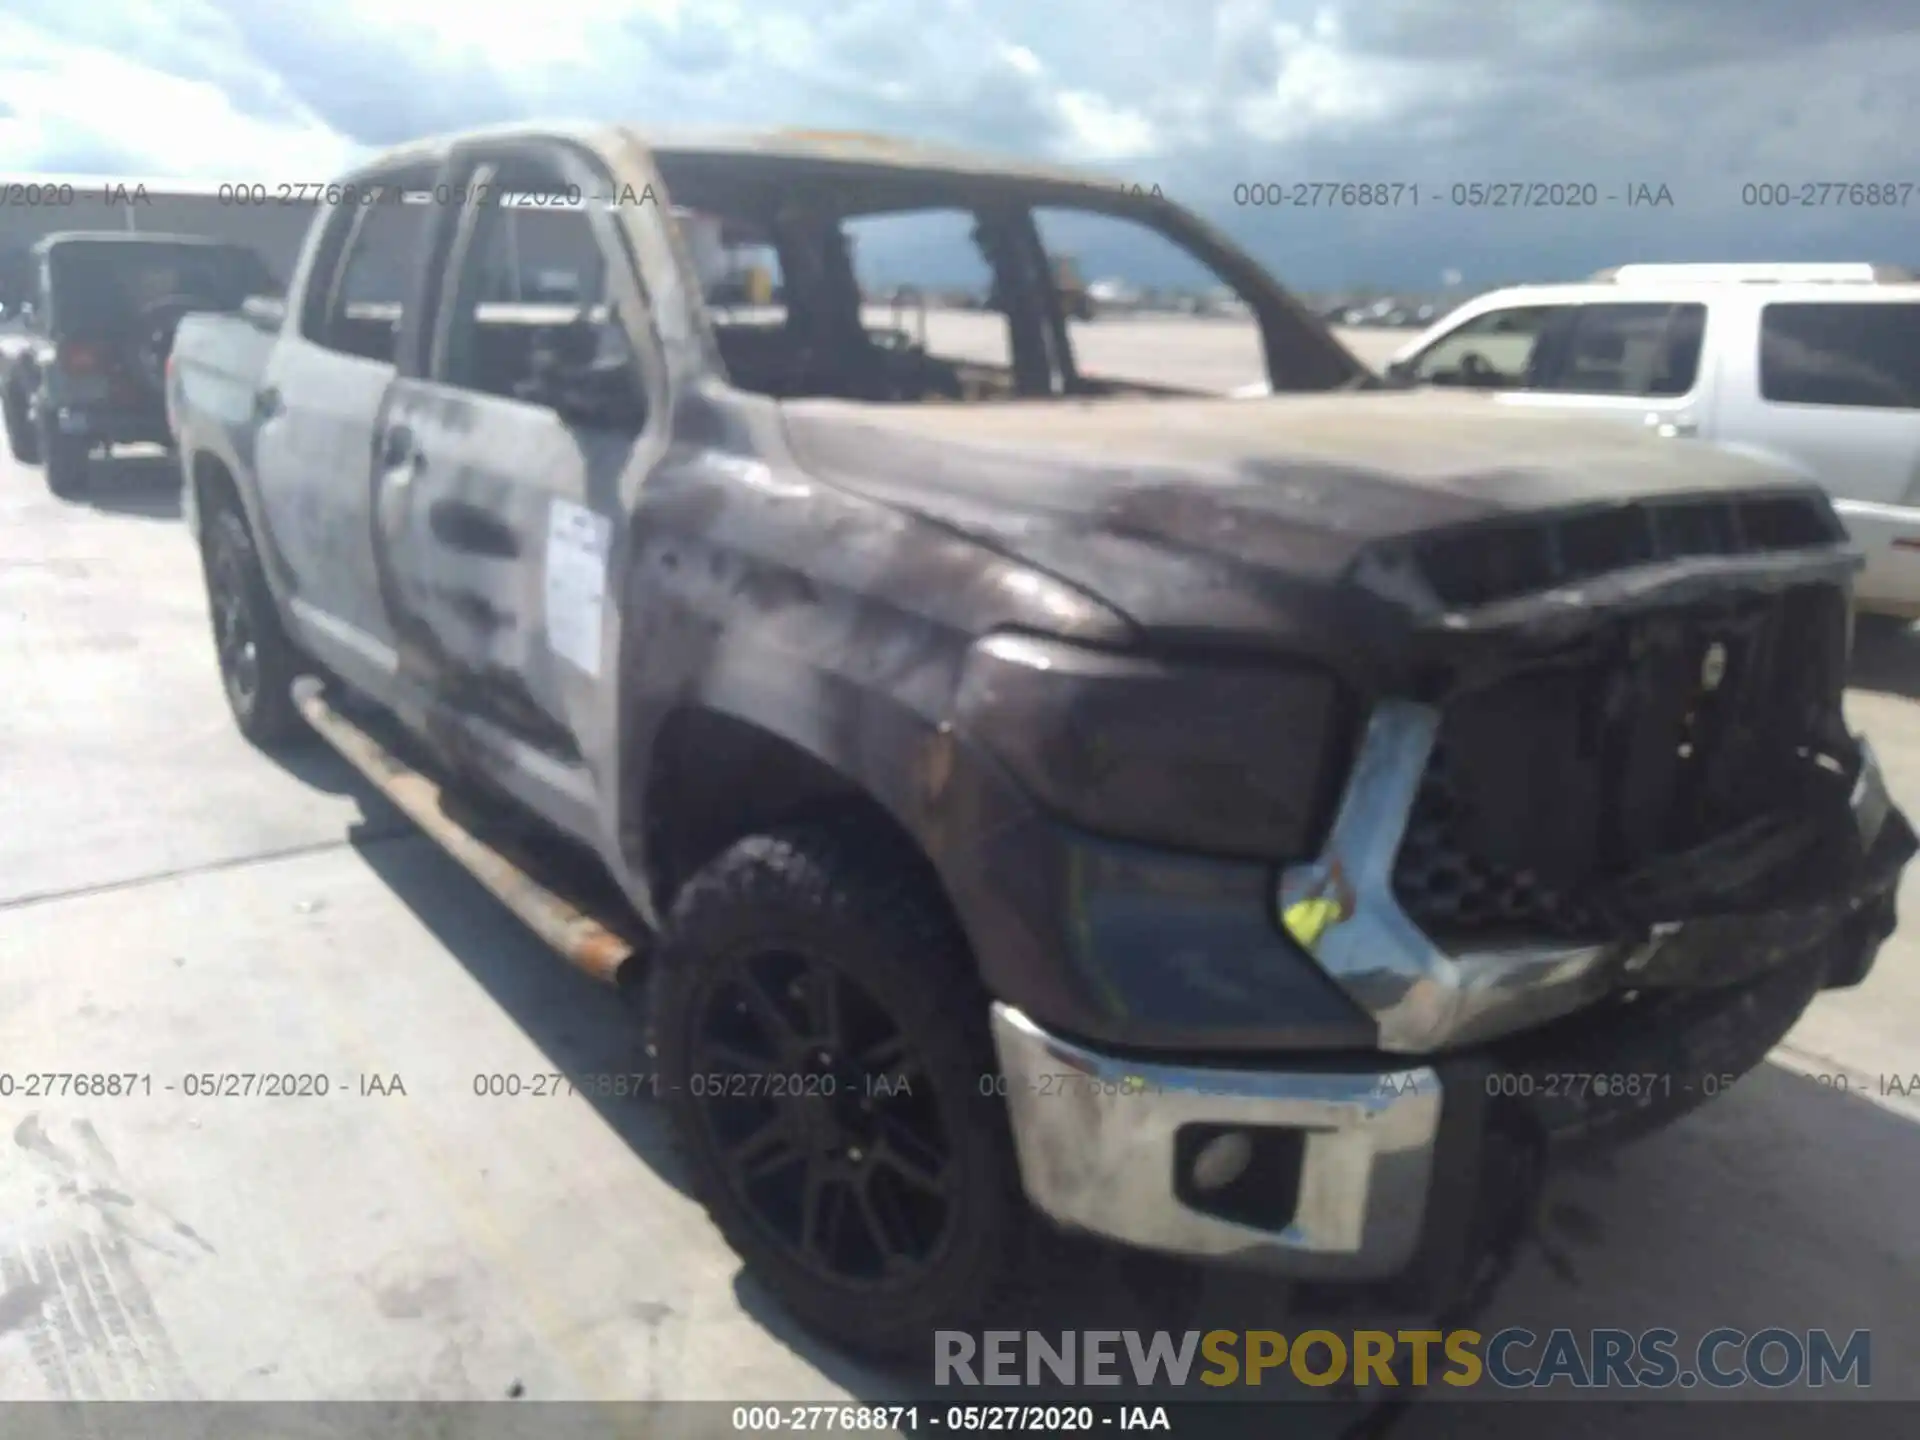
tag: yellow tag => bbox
[1282,895,1347,950]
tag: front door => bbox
[375,141,664,840]
[1406,300,1713,439]
[1495,301,1714,439]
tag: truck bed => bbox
[171,307,278,424]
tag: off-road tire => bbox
[3,382,37,464]
[38,412,86,499]
[201,502,305,747]
[647,821,1028,1359]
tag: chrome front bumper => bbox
[985,709,1897,1274]
[1274,701,1897,1054]
[988,1003,1442,1278]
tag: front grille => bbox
[1395,736,1614,942]
[1411,492,1843,610]
[1392,583,1851,948]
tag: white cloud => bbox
[1,0,1916,287]
[1052,93,1159,164]
[0,15,360,178]
[1229,25,1432,143]
[1001,45,1043,80]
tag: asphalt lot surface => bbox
[861,308,1408,385]
[0,321,1915,1429]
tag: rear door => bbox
[252,166,437,696]
[376,139,665,840]
[1493,300,1712,437]
[1718,297,1920,505]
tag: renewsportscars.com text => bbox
[935,1328,1871,1390]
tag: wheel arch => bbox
[190,448,244,524]
[187,446,301,626]
[635,695,968,945]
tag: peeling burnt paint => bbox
[776,398,1860,703]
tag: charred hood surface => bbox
[778,390,1856,690]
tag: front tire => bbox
[201,503,304,746]
[648,822,1026,1358]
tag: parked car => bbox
[1086,276,1142,314]
[1,231,276,497]
[1386,265,1920,616]
[168,126,1912,1360]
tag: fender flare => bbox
[615,633,992,931]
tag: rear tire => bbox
[648,821,1026,1359]
[3,383,36,464]
[38,412,86,499]
[201,502,305,747]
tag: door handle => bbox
[428,500,520,558]
[1644,411,1698,439]
[253,386,282,418]
[379,425,416,469]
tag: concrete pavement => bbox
[860,306,1409,386]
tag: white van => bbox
[1385,264,1920,616]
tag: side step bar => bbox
[293,677,639,986]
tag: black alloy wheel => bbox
[690,947,957,1287]
[202,505,303,745]
[210,527,259,713]
[649,823,1025,1357]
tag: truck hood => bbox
[778,390,1845,672]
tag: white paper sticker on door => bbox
[544,499,612,677]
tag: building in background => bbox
[0,176,315,299]
[0,174,782,314]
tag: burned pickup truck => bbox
[2,231,277,497]
[167,126,1912,1358]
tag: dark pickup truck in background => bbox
[1,230,276,497]
[166,123,1914,1359]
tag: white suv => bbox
[1387,264,1920,617]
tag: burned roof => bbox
[345,123,1145,204]
[646,129,1120,188]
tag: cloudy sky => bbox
[2,0,1917,289]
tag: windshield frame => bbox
[651,152,1367,401]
